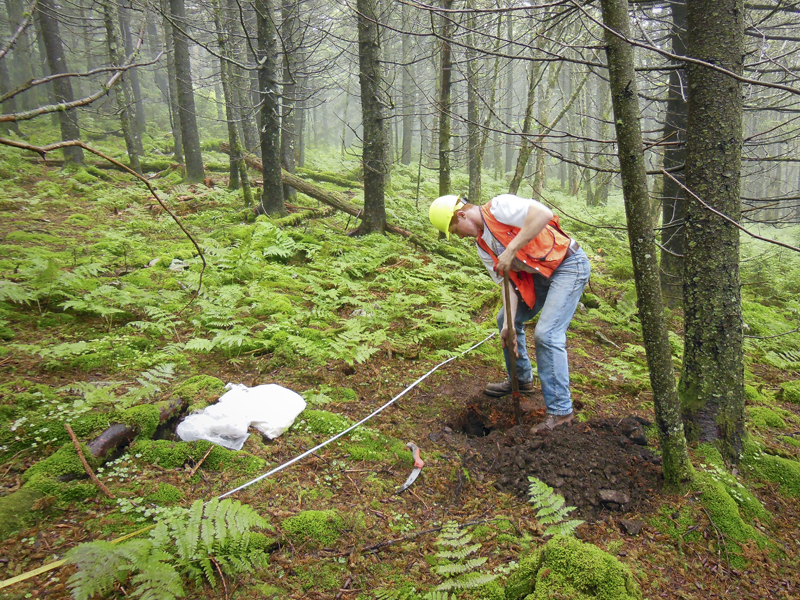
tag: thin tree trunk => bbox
[466,5,480,202]
[36,0,84,165]
[170,0,204,181]
[119,2,145,145]
[255,0,285,214]
[6,0,40,109]
[102,0,141,173]
[679,0,746,461]
[508,59,543,195]
[599,0,693,487]
[351,0,386,235]
[504,13,514,173]
[660,1,687,306]
[437,0,453,197]
[281,0,298,200]
[400,2,414,166]
[161,0,183,163]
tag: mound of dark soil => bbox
[436,394,664,521]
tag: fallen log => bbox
[218,144,418,240]
[0,398,185,540]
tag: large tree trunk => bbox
[36,0,84,165]
[351,0,386,235]
[599,0,693,487]
[437,0,453,198]
[660,1,688,306]
[255,0,285,214]
[169,0,204,182]
[281,0,299,201]
[102,0,141,174]
[679,0,746,461]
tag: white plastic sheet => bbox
[176,383,306,450]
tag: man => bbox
[429,194,590,433]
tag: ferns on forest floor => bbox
[527,476,584,537]
[65,498,271,600]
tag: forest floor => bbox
[1,156,799,600]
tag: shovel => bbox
[503,272,524,426]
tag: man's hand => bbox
[501,324,519,357]
[496,247,515,275]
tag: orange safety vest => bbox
[476,202,573,309]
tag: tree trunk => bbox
[102,0,141,174]
[281,0,298,201]
[660,1,688,306]
[169,0,204,182]
[161,0,183,163]
[36,0,84,165]
[437,0,453,197]
[146,12,170,104]
[119,2,145,146]
[679,0,746,461]
[504,13,514,174]
[0,55,22,135]
[599,0,693,487]
[351,0,386,235]
[400,2,414,166]
[255,0,285,214]
[508,59,542,195]
[212,0,252,206]
[465,6,480,202]
[5,0,39,110]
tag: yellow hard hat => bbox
[429,195,465,240]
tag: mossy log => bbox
[294,166,363,189]
[22,157,230,173]
[0,398,185,541]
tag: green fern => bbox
[430,521,497,592]
[66,499,270,600]
[527,476,584,537]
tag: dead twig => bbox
[64,423,115,499]
[188,446,214,479]
[210,558,228,600]
[334,576,352,600]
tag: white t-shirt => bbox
[477,194,539,284]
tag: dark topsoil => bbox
[433,390,664,521]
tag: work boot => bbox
[530,412,574,434]
[484,379,534,397]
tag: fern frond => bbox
[435,542,481,560]
[433,557,487,576]
[435,572,497,591]
[545,519,585,537]
[528,476,582,537]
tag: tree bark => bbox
[400,2,414,166]
[36,0,84,165]
[660,1,688,306]
[465,5,480,202]
[255,0,285,214]
[281,0,299,200]
[599,0,693,487]
[679,0,746,461]
[169,0,204,181]
[5,0,39,109]
[102,0,141,174]
[161,0,183,163]
[508,59,543,195]
[437,0,453,197]
[351,0,386,235]
[119,2,146,146]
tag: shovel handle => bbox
[503,273,523,426]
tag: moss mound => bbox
[21,442,100,484]
[748,406,787,430]
[281,509,344,547]
[504,536,641,600]
[173,375,226,411]
[743,437,800,497]
[130,439,265,473]
[778,380,800,404]
[146,482,184,504]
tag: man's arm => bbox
[495,200,553,274]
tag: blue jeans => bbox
[496,249,591,416]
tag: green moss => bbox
[344,428,406,462]
[649,505,701,542]
[296,562,345,591]
[0,487,46,540]
[296,409,353,435]
[146,482,183,504]
[0,325,14,341]
[744,384,762,403]
[71,169,99,185]
[779,435,800,448]
[743,437,800,497]
[21,442,100,483]
[130,439,265,474]
[778,380,800,404]
[121,404,161,439]
[173,375,226,412]
[694,443,770,522]
[25,475,97,503]
[747,405,787,429]
[281,509,344,546]
[505,537,640,600]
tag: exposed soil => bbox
[435,391,664,521]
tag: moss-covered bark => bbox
[679,0,746,461]
[599,0,693,487]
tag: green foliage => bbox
[146,483,184,505]
[748,405,788,430]
[429,521,497,592]
[743,437,800,497]
[65,498,271,600]
[281,509,344,546]
[779,380,800,404]
[527,477,584,537]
